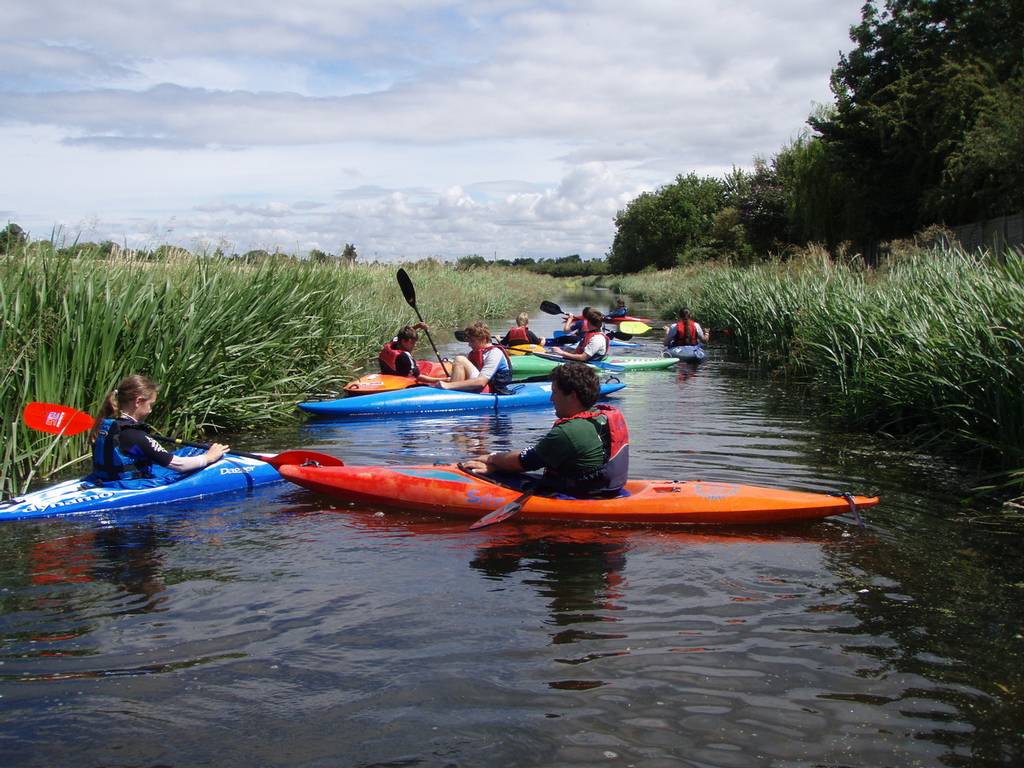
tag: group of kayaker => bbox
[90,296,703,505]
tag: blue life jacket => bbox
[91,418,153,483]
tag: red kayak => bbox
[278,463,878,526]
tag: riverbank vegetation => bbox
[0,244,559,498]
[597,242,1024,492]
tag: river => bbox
[1,289,1021,767]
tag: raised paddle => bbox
[396,268,451,375]
[22,403,344,469]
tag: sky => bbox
[0,1,863,260]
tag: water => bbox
[1,291,1022,767]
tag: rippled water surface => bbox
[2,292,1022,767]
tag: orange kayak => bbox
[278,463,878,526]
[343,360,450,395]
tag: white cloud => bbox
[0,0,862,257]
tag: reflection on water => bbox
[0,290,1022,766]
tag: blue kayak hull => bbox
[664,345,706,363]
[0,455,281,521]
[551,330,638,348]
[298,381,627,417]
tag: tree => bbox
[0,223,27,253]
[810,0,1024,242]
[608,174,726,272]
[309,248,330,264]
[340,243,358,264]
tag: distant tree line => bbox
[457,253,608,276]
[608,0,1024,272]
[0,225,360,265]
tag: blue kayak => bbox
[0,453,282,521]
[551,330,639,348]
[664,345,706,363]
[298,381,627,418]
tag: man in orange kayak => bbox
[462,362,629,497]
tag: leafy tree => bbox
[309,248,330,264]
[456,254,487,270]
[734,159,789,255]
[0,223,27,253]
[810,0,1024,241]
[608,173,726,272]
[340,243,358,263]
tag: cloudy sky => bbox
[1,1,862,260]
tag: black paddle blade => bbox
[396,268,416,307]
[539,300,563,315]
[612,331,633,341]
[454,329,468,342]
[469,500,524,529]
[469,488,533,529]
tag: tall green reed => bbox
[603,247,1024,485]
[0,248,559,497]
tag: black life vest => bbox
[672,319,699,346]
[548,404,630,493]
[468,345,513,394]
[91,418,153,482]
[575,329,610,360]
[378,340,419,377]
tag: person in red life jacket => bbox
[499,312,545,348]
[663,307,708,348]
[553,307,610,362]
[435,322,513,393]
[462,362,629,497]
[561,305,590,337]
[86,374,229,489]
[378,323,447,383]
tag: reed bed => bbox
[0,248,559,498]
[604,247,1024,486]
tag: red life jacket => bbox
[505,326,530,344]
[673,319,699,346]
[378,340,417,377]
[468,345,513,394]
[551,404,630,492]
[575,329,610,360]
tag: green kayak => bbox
[511,354,678,377]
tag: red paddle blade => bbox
[23,403,96,436]
[265,450,344,469]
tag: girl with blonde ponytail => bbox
[87,374,229,488]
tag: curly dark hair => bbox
[549,362,600,407]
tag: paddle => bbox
[22,403,343,469]
[469,487,535,530]
[396,268,451,376]
[539,300,568,316]
[617,320,653,335]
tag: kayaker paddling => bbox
[462,362,629,498]
[664,307,708,348]
[378,323,447,383]
[551,308,610,363]
[87,374,229,488]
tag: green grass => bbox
[601,246,1024,489]
[0,247,560,498]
